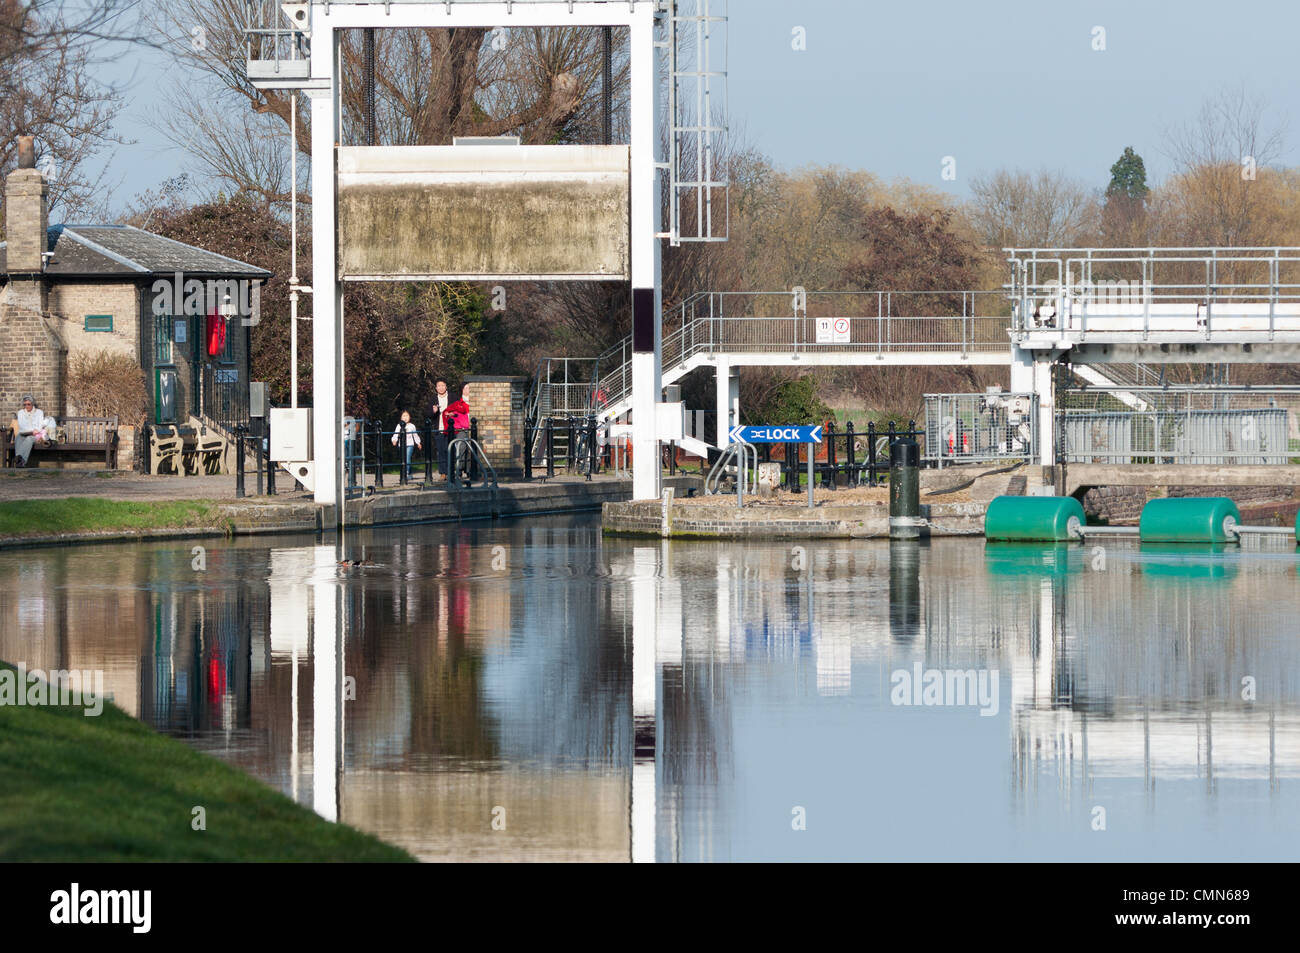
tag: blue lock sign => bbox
[729,424,823,444]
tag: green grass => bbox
[0,498,223,538]
[0,663,414,861]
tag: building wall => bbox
[0,297,66,419]
[46,281,142,365]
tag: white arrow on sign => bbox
[808,425,823,442]
[729,425,748,443]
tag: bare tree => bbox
[0,20,125,223]
[0,0,145,66]
[147,2,630,206]
[1159,84,1287,246]
[967,168,1100,249]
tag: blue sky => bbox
[94,0,1299,216]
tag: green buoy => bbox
[984,495,1085,541]
[1138,497,1240,544]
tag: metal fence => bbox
[923,393,1038,467]
[1059,387,1299,464]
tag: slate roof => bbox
[0,224,271,279]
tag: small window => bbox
[154,312,173,365]
[155,368,177,424]
[85,314,113,332]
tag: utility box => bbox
[269,407,312,461]
[249,382,268,418]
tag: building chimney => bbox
[5,135,49,310]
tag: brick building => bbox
[0,148,271,445]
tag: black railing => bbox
[233,421,276,498]
[340,417,491,494]
[756,420,924,493]
[529,414,603,480]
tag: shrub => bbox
[66,351,148,425]
[746,375,833,426]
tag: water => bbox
[2,515,1298,862]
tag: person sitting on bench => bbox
[14,395,55,467]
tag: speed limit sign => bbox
[832,317,850,343]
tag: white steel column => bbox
[630,8,663,500]
[714,359,732,443]
[1009,344,1034,394]
[308,28,341,510]
[1033,357,1054,467]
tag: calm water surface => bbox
[2,514,1299,861]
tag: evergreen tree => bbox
[1106,147,1149,200]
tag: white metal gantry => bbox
[246,1,729,508]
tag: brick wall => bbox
[464,375,529,478]
[1081,483,1300,523]
[47,282,142,368]
[0,299,66,419]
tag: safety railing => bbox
[585,290,1014,418]
[1058,386,1300,465]
[524,415,604,481]
[1006,247,1300,341]
[705,441,759,500]
[244,1,310,84]
[448,433,498,488]
[339,417,488,495]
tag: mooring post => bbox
[234,424,246,499]
[889,437,921,539]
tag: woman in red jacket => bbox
[443,386,471,481]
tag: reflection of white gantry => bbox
[245,1,729,508]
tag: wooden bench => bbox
[3,416,119,469]
[150,420,227,476]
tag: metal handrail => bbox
[447,434,498,488]
[705,441,758,498]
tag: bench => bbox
[150,419,227,476]
[3,416,119,469]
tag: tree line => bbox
[3,8,1297,423]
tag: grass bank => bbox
[0,664,413,861]
[0,498,224,538]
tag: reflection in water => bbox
[1,518,1298,861]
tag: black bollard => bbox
[255,429,264,496]
[888,437,921,539]
[234,424,246,499]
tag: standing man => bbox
[431,379,451,481]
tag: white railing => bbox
[1007,247,1300,341]
[586,290,1013,415]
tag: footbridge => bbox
[529,247,1300,467]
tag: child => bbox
[390,410,422,482]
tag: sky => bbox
[90,0,1300,219]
